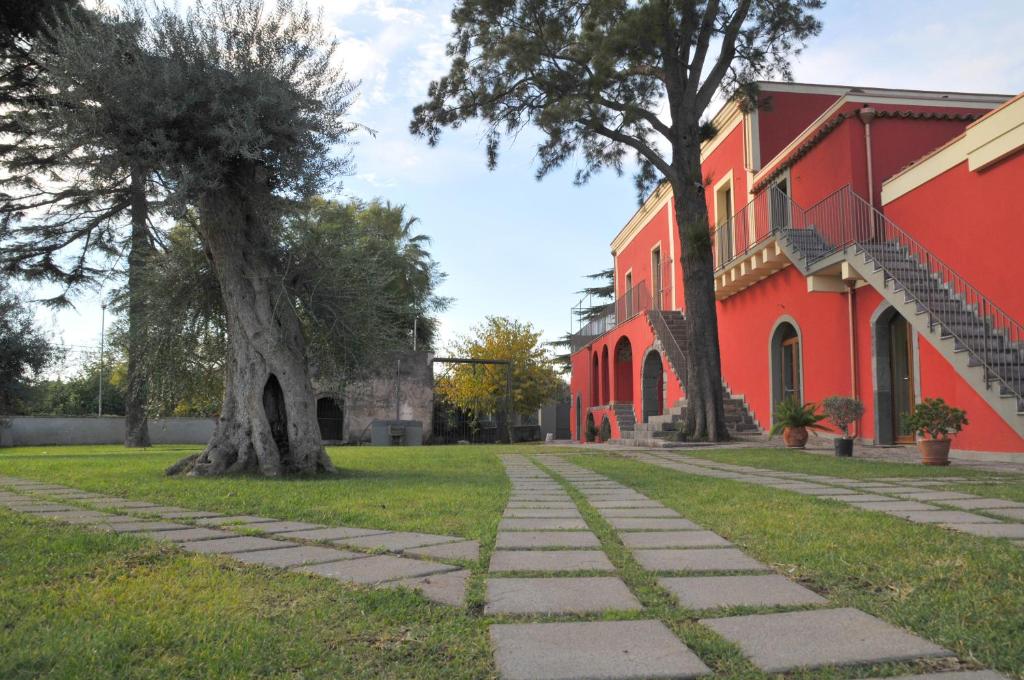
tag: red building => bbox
[568,82,1024,457]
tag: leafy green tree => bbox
[1,3,162,447]
[438,316,563,419]
[412,0,823,440]
[0,278,57,413]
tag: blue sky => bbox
[32,0,1024,363]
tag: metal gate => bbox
[431,357,512,444]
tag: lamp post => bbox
[98,302,107,417]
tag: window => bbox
[651,247,662,310]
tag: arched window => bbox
[591,353,600,405]
[600,345,610,405]
[770,321,802,411]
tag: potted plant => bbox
[585,414,597,443]
[598,416,612,443]
[769,397,827,448]
[821,396,864,457]
[903,397,968,466]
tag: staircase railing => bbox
[569,279,654,351]
[648,309,688,389]
[797,185,1024,401]
[713,185,808,272]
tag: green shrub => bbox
[585,413,597,442]
[821,395,864,438]
[904,397,967,439]
[598,416,611,441]
[769,397,827,436]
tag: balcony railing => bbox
[713,185,806,272]
[568,262,672,351]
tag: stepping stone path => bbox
[621,451,1024,546]
[483,456,1006,680]
[0,475,477,607]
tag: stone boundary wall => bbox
[0,416,215,447]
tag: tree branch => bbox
[696,0,753,113]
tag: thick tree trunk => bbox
[671,145,729,442]
[167,174,334,476]
[124,165,152,448]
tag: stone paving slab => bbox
[155,510,224,520]
[894,492,976,501]
[339,531,461,552]
[94,500,161,508]
[845,501,939,512]
[805,488,860,496]
[104,521,191,533]
[178,536,296,554]
[821,494,894,503]
[489,620,711,680]
[382,568,470,607]
[273,526,388,541]
[485,576,641,615]
[701,607,952,673]
[865,672,1009,680]
[495,531,601,549]
[499,518,588,531]
[192,515,279,526]
[140,527,235,542]
[606,517,702,531]
[988,508,1024,521]
[940,498,1024,510]
[231,545,363,567]
[942,522,1024,538]
[589,499,666,509]
[888,510,998,524]
[596,507,681,518]
[506,502,578,509]
[294,554,456,584]
[489,549,614,573]
[510,494,572,501]
[503,508,582,518]
[30,510,111,523]
[660,574,827,610]
[620,530,730,549]
[403,540,480,561]
[16,503,78,513]
[633,548,770,573]
[236,520,326,534]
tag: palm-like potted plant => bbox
[821,396,864,457]
[769,397,827,448]
[903,397,968,466]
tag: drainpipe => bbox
[858,106,877,210]
[846,281,861,438]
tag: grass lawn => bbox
[0,443,512,680]
[570,452,1024,679]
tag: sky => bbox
[29,0,1024,368]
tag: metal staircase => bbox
[775,186,1024,436]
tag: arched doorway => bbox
[614,337,633,403]
[641,350,664,422]
[591,353,600,405]
[575,394,582,441]
[316,397,344,441]
[873,306,916,444]
[600,345,610,405]
[770,320,802,415]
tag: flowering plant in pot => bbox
[821,396,864,457]
[903,397,967,466]
[769,398,827,448]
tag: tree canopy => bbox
[438,316,563,418]
[0,278,57,413]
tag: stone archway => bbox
[872,304,918,444]
[316,396,344,441]
[641,350,665,423]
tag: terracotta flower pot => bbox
[783,426,809,448]
[918,438,951,466]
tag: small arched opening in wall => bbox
[590,352,600,405]
[871,303,920,445]
[641,348,665,423]
[769,316,804,422]
[600,345,611,405]
[575,393,582,442]
[316,396,345,442]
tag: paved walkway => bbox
[0,475,476,606]
[485,455,1004,679]
[617,452,1024,546]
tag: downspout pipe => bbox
[858,106,877,209]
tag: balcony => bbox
[713,186,803,299]
[568,266,672,352]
